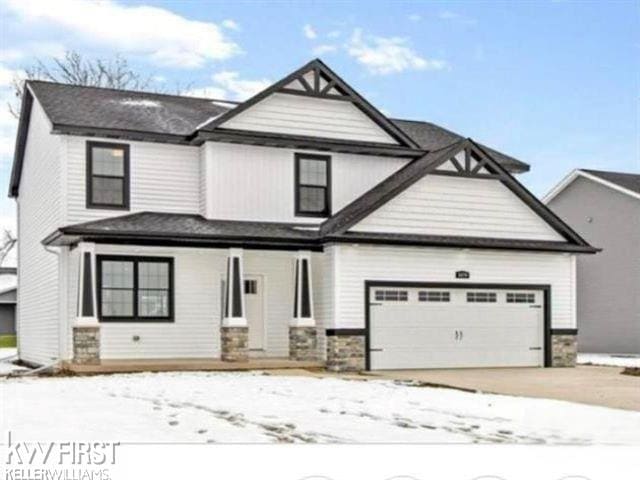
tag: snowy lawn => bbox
[2,371,639,444]
[578,353,640,368]
[0,348,27,376]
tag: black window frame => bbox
[97,255,174,323]
[86,141,130,210]
[294,153,331,217]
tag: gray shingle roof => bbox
[391,119,527,172]
[54,211,319,242]
[44,207,598,254]
[581,169,640,195]
[26,80,527,170]
[28,80,236,137]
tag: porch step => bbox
[61,358,324,375]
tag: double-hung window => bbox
[97,256,173,322]
[295,153,331,216]
[87,141,130,209]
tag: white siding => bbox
[64,136,201,224]
[203,142,408,223]
[221,92,398,144]
[17,99,63,365]
[332,245,576,330]
[352,175,565,241]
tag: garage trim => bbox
[364,281,552,370]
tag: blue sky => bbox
[0,0,638,242]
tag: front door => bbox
[244,276,265,352]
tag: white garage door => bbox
[369,286,545,370]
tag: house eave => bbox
[192,128,425,158]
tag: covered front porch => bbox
[62,238,325,369]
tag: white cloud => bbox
[438,10,477,25]
[222,19,240,31]
[312,44,338,56]
[211,71,271,100]
[0,42,65,62]
[303,24,317,40]
[3,0,241,68]
[0,65,24,87]
[186,71,271,101]
[327,30,341,39]
[408,14,422,22]
[346,29,448,75]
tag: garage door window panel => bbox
[466,292,497,303]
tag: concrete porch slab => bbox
[62,358,324,375]
[366,366,640,411]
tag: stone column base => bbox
[289,326,317,361]
[221,326,248,362]
[326,334,365,372]
[551,334,577,367]
[73,326,100,365]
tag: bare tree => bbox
[9,50,158,118]
[0,230,16,267]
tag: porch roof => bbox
[43,211,598,253]
[43,212,322,251]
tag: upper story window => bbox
[86,141,130,210]
[295,153,331,217]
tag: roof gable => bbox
[197,59,419,148]
[321,139,593,248]
[544,169,640,203]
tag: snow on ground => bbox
[0,348,27,375]
[578,353,640,368]
[2,371,639,445]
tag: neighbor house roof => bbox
[9,60,530,197]
[544,169,640,203]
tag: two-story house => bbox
[9,59,597,372]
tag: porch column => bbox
[289,251,317,361]
[221,248,248,362]
[73,242,100,365]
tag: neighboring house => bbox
[545,169,640,354]
[9,59,597,371]
[0,267,17,337]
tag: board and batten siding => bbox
[330,245,577,330]
[64,136,201,224]
[203,142,409,223]
[17,99,63,365]
[351,175,565,241]
[220,92,398,144]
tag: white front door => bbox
[369,286,545,370]
[245,276,265,351]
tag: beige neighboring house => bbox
[545,169,640,354]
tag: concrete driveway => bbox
[367,366,640,411]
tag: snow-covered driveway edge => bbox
[2,371,639,445]
[578,353,640,368]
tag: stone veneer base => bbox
[221,326,249,362]
[289,326,318,361]
[73,326,100,365]
[326,335,365,372]
[551,334,577,367]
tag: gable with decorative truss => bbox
[346,141,568,242]
[207,60,418,146]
